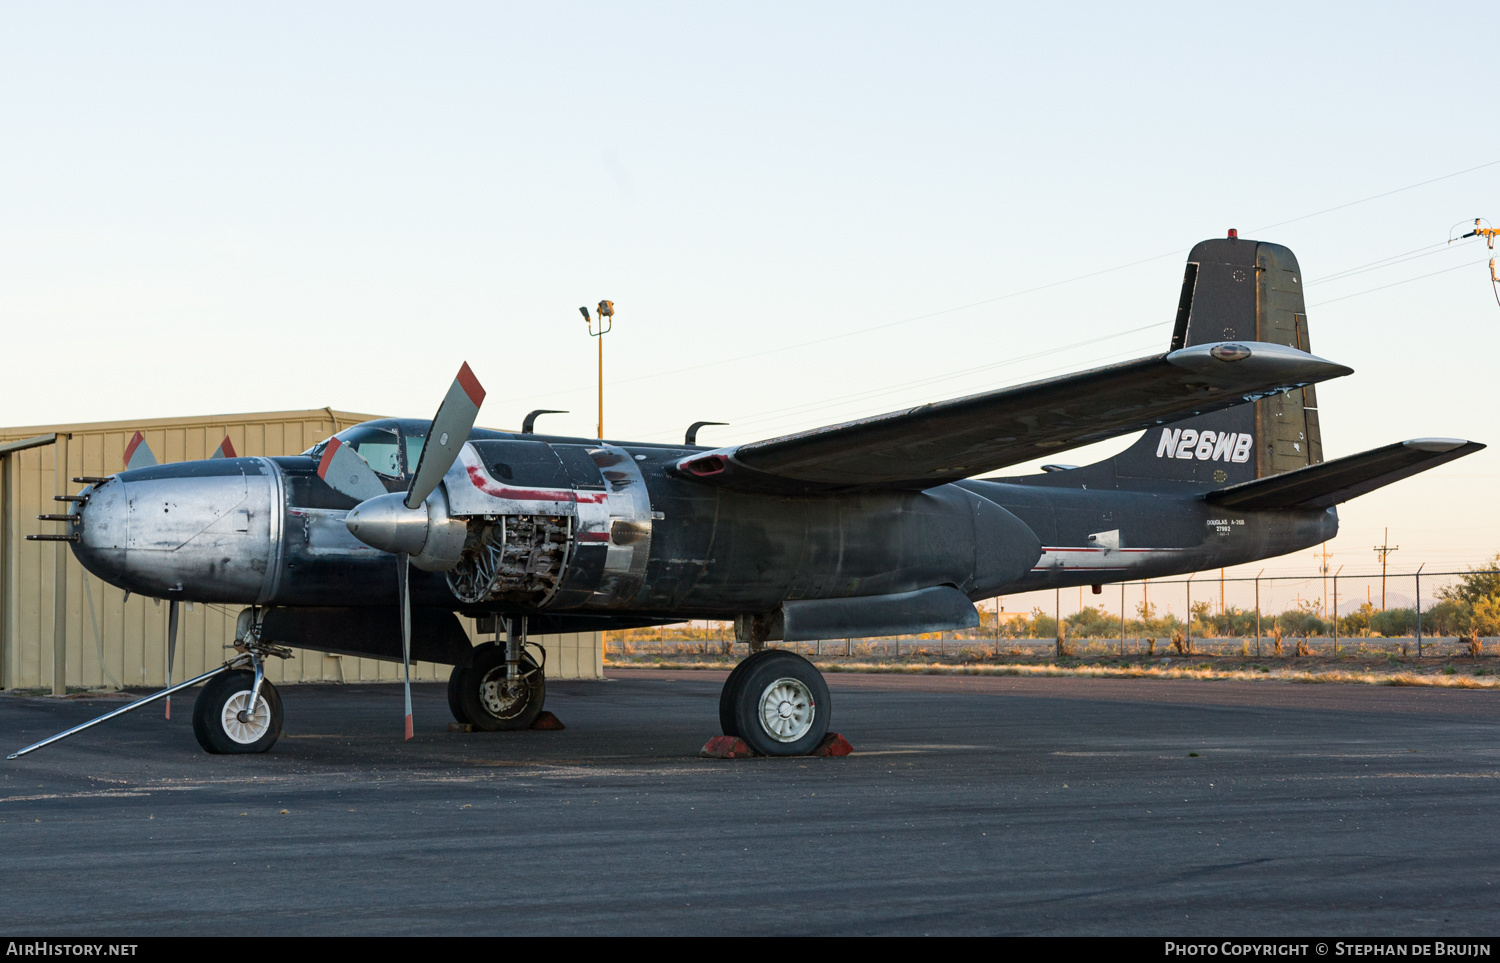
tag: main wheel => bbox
[192,670,283,754]
[447,664,475,724]
[730,650,830,756]
[718,648,780,737]
[456,642,545,731]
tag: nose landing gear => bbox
[192,670,284,754]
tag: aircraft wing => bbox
[669,341,1353,494]
[1205,438,1484,511]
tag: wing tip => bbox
[1403,437,1480,453]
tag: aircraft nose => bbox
[71,460,282,603]
[70,475,128,575]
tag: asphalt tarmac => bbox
[3,669,1498,936]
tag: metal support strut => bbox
[242,653,266,725]
[8,658,248,759]
[505,617,525,681]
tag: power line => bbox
[496,159,1500,408]
[1308,257,1491,307]
[1306,238,1475,284]
[1250,159,1500,231]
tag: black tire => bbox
[718,648,780,737]
[731,650,830,757]
[192,670,283,754]
[447,664,475,724]
[457,642,545,731]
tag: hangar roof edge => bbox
[0,409,388,439]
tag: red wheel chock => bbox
[699,732,853,758]
[445,711,566,734]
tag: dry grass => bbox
[606,657,1500,689]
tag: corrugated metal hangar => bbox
[0,409,603,692]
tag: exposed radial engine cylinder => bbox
[447,514,572,605]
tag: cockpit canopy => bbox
[306,419,428,481]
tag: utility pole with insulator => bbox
[1373,528,1399,611]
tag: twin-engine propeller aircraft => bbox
[11,235,1484,760]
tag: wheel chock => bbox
[811,733,854,756]
[448,722,473,732]
[530,711,565,731]
[699,732,854,758]
[700,735,756,758]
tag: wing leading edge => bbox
[671,341,1353,494]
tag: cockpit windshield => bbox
[306,422,424,479]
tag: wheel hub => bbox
[220,691,272,745]
[479,669,530,719]
[757,677,814,742]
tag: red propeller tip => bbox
[404,714,414,741]
[456,362,485,407]
[316,437,342,480]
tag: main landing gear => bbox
[447,618,546,731]
[717,649,831,756]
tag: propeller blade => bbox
[317,437,388,502]
[165,600,179,720]
[406,362,485,510]
[209,436,237,459]
[397,552,413,740]
[123,431,157,471]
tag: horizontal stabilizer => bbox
[780,586,980,641]
[1205,439,1484,511]
[673,342,1352,493]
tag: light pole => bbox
[579,300,615,440]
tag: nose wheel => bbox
[720,650,830,756]
[192,670,283,754]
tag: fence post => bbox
[1333,567,1341,656]
[1185,574,1193,652]
[1415,565,1424,658]
[1120,582,1126,657]
[1254,574,1262,658]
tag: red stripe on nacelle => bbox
[456,362,485,407]
[316,437,342,479]
[465,464,608,503]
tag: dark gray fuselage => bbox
[69,424,1337,623]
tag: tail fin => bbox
[1110,235,1321,487]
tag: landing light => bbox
[1209,343,1251,362]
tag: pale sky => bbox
[2,2,1497,612]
